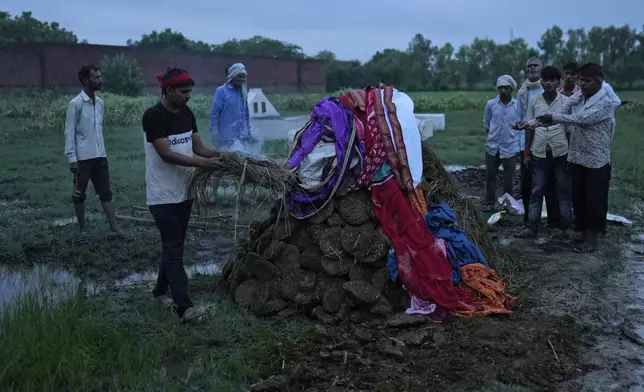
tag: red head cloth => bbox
[156,72,194,88]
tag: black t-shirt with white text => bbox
[142,103,198,206]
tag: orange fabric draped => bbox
[452,263,517,317]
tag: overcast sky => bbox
[6,1,643,62]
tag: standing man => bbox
[538,63,615,253]
[559,62,621,108]
[516,57,560,229]
[482,75,520,211]
[210,63,252,149]
[209,63,253,199]
[559,62,620,236]
[64,64,122,244]
[558,62,581,97]
[516,66,574,238]
[143,67,227,322]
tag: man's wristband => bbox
[523,150,531,157]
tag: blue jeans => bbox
[527,153,572,232]
[149,200,194,315]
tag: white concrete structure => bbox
[416,118,434,140]
[415,113,445,131]
[247,88,280,118]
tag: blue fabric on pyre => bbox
[425,202,488,284]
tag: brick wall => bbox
[0,42,326,93]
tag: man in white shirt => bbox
[64,64,122,243]
[515,66,574,238]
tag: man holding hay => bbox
[482,75,520,210]
[64,64,123,244]
[142,67,227,322]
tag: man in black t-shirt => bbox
[142,68,227,322]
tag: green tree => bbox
[314,50,336,62]
[364,49,411,89]
[405,33,436,91]
[0,11,78,43]
[213,36,304,58]
[560,28,587,64]
[538,26,564,65]
[432,43,458,90]
[127,28,212,51]
[99,53,145,96]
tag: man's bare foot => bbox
[573,244,598,253]
[76,232,89,245]
[107,229,125,239]
[514,227,537,239]
[562,229,582,241]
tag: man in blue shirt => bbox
[209,63,253,200]
[210,63,252,148]
[483,75,521,210]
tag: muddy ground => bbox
[4,169,642,391]
[244,168,644,392]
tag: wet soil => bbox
[5,168,642,391]
[247,168,644,391]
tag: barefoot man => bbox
[64,64,123,243]
[537,63,615,253]
[515,66,575,239]
[516,57,561,230]
[143,67,227,321]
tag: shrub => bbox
[99,53,145,97]
[1,90,642,133]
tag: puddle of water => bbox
[445,164,486,173]
[0,264,85,315]
[633,324,644,340]
[0,261,223,315]
[498,237,515,247]
[113,263,221,288]
[52,213,103,227]
[534,236,550,245]
[53,217,77,227]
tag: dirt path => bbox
[562,237,644,391]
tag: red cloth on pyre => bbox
[371,177,472,310]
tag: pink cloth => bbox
[406,295,437,315]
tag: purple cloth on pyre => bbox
[286,97,364,218]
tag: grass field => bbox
[0,90,643,391]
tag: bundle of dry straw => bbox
[420,146,505,267]
[187,153,296,207]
